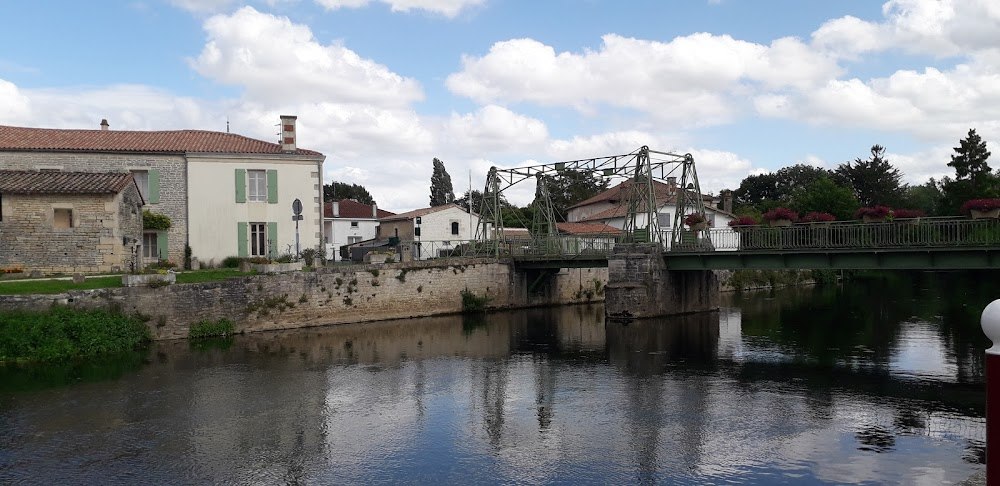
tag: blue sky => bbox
[2,0,999,211]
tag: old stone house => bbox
[0,170,144,274]
[0,116,325,267]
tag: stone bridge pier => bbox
[605,243,719,319]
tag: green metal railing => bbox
[673,217,1000,252]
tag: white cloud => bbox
[446,33,839,127]
[442,105,548,153]
[314,0,484,17]
[168,0,238,13]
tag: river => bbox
[0,273,991,484]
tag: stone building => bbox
[0,116,325,266]
[0,170,144,274]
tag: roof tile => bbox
[0,170,134,195]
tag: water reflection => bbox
[0,277,991,485]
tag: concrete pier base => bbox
[605,243,719,319]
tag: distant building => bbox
[378,204,481,260]
[324,199,395,261]
[0,170,144,273]
[0,117,325,267]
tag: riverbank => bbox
[0,307,150,363]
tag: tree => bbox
[536,169,610,222]
[455,189,511,215]
[323,182,375,205]
[940,129,997,213]
[429,158,456,207]
[902,179,943,216]
[788,175,859,220]
[835,145,906,208]
[733,165,831,213]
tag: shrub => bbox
[189,319,234,339]
[460,289,491,313]
[960,198,1000,214]
[247,257,269,264]
[142,210,171,230]
[801,212,836,223]
[892,209,926,219]
[683,213,706,226]
[147,260,176,270]
[0,307,150,363]
[855,206,892,219]
[274,253,294,264]
[728,216,758,227]
[762,207,798,222]
[222,256,243,268]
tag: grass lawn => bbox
[0,269,253,295]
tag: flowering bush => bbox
[855,206,892,219]
[728,216,758,227]
[762,207,798,222]
[960,199,1000,213]
[684,213,707,226]
[892,209,926,219]
[801,212,836,223]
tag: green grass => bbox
[0,276,123,295]
[0,306,151,364]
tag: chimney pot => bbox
[372,203,378,218]
[279,115,297,152]
[332,201,340,218]
[100,119,109,131]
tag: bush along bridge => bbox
[458,146,1000,320]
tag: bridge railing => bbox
[672,217,1000,252]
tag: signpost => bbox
[292,198,303,256]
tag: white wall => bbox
[411,206,479,260]
[187,155,323,264]
[325,218,379,260]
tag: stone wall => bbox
[0,152,188,263]
[0,187,143,274]
[0,259,609,340]
[605,243,718,319]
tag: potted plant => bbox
[801,212,836,224]
[727,216,758,227]
[762,207,798,227]
[892,208,926,224]
[684,212,709,231]
[855,206,892,223]
[961,199,1000,219]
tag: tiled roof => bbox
[0,170,135,195]
[324,199,396,219]
[380,204,475,222]
[581,202,733,222]
[556,222,623,235]
[0,125,323,156]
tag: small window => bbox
[348,236,362,244]
[451,222,459,235]
[143,232,159,259]
[351,221,359,228]
[657,212,671,227]
[131,170,149,201]
[248,170,267,202]
[54,208,73,228]
[250,222,267,256]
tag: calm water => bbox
[0,274,992,485]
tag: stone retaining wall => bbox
[0,259,609,340]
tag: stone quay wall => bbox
[0,258,609,340]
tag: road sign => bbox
[292,198,303,215]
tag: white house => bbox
[377,204,481,260]
[0,116,325,267]
[324,199,395,261]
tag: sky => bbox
[2,0,1000,212]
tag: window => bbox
[248,170,267,202]
[143,232,159,259]
[54,208,73,229]
[131,170,149,201]
[350,221,359,227]
[451,221,460,235]
[348,236,362,244]
[250,222,267,256]
[657,212,671,227]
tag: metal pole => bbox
[981,300,1000,483]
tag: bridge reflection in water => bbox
[0,287,986,485]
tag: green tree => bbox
[323,182,375,205]
[733,164,830,214]
[835,145,906,208]
[941,129,997,213]
[788,175,859,220]
[429,158,456,207]
[901,179,943,216]
[456,189,511,215]
[537,169,610,221]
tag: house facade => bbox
[323,199,395,261]
[378,204,480,260]
[0,116,325,267]
[0,170,144,274]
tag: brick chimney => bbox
[279,115,297,152]
[100,119,109,131]
[721,190,733,213]
[666,176,677,193]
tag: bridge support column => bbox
[605,243,719,319]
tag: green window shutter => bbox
[267,222,278,257]
[237,222,248,257]
[266,170,278,204]
[235,169,246,203]
[148,170,160,204]
[156,231,168,260]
